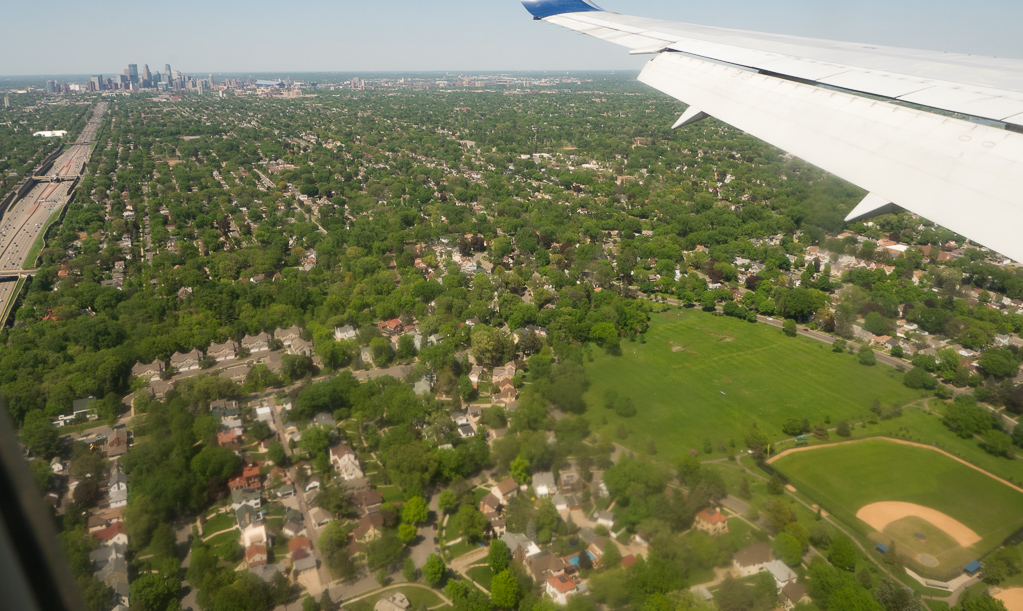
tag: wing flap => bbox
[637,53,1023,261]
[536,9,1023,126]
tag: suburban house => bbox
[170,349,203,371]
[228,465,261,492]
[335,325,357,341]
[379,319,403,336]
[276,325,303,346]
[501,532,542,560]
[329,444,364,480]
[594,510,615,529]
[765,559,798,590]
[545,574,583,605]
[527,551,567,583]
[591,472,609,498]
[782,583,811,608]
[241,332,272,353]
[694,507,729,535]
[107,469,128,508]
[733,542,774,577]
[492,478,519,505]
[353,513,385,542]
[309,507,332,528]
[283,521,306,538]
[245,544,268,568]
[352,489,384,515]
[131,360,164,381]
[208,340,236,361]
[533,472,557,498]
[288,536,312,561]
[480,494,501,515]
[105,429,129,458]
[469,365,484,388]
[558,467,582,493]
[231,488,262,511]
[94,522,129,547]
[289,337,315,357]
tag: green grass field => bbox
[773,440,1023,577]
[583,309,920,462]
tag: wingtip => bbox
[521,0,604,20]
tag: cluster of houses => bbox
[204,396,393,590]
[129,325,321,400]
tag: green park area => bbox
[773,439,1023,571]
[582,309,920,463]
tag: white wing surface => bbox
[520,0,1023,262]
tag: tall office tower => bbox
[45,80,56,94]
[142,64,151,86]
[208,73,214,87]
[90,75,103,91]
[165,64,171,79]
[3,96,9,109]
[128,64,139,84]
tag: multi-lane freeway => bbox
[0,103,105,324]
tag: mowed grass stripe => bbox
[584,309,919,462]
[773,439,1023,546]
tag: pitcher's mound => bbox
[917,554,939,567]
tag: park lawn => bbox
[466,566,494,590]
[205,529,240,547]
[203,512,237,536]
[378,486,405,504]
[446,540,477,560]
[348,586,443,610]
[583,309,919,464]
[772,439,1023,553]
[847,406,1023,486]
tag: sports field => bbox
[773,440,1023,577]
[582,309,919,461]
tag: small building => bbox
[309,507,332,528]
[375,592,411,611]
[208,340,236,361]
[594,510,615,529]
[782,582,811,608]
[105,429,129,458]
[170,349,203,371]
[335,325,357,341]
[245,544,268,567]
[329,444,364,480]
[533,472,557,498]
[965,561,982,576]
[241,332,272,353]
[765,559,798,590]
[276,325,303,346]
[132,360,164,381]
[492,478,519,504]
[733,542,773,577]
[694,507,729,536]
[545,574,582,605]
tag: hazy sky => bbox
[3,0,1023,76]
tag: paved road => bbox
[268,394,332,594]
[0,103,105,322]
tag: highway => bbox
[0,103,105,324]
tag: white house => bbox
[733,542,773,577]
[329,445,364,481]
[545,574,582,605]
[765,559,797,590]
[533,472,557,498]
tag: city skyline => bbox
[2,0,1023,75]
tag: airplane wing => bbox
[520,0,1023,263]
